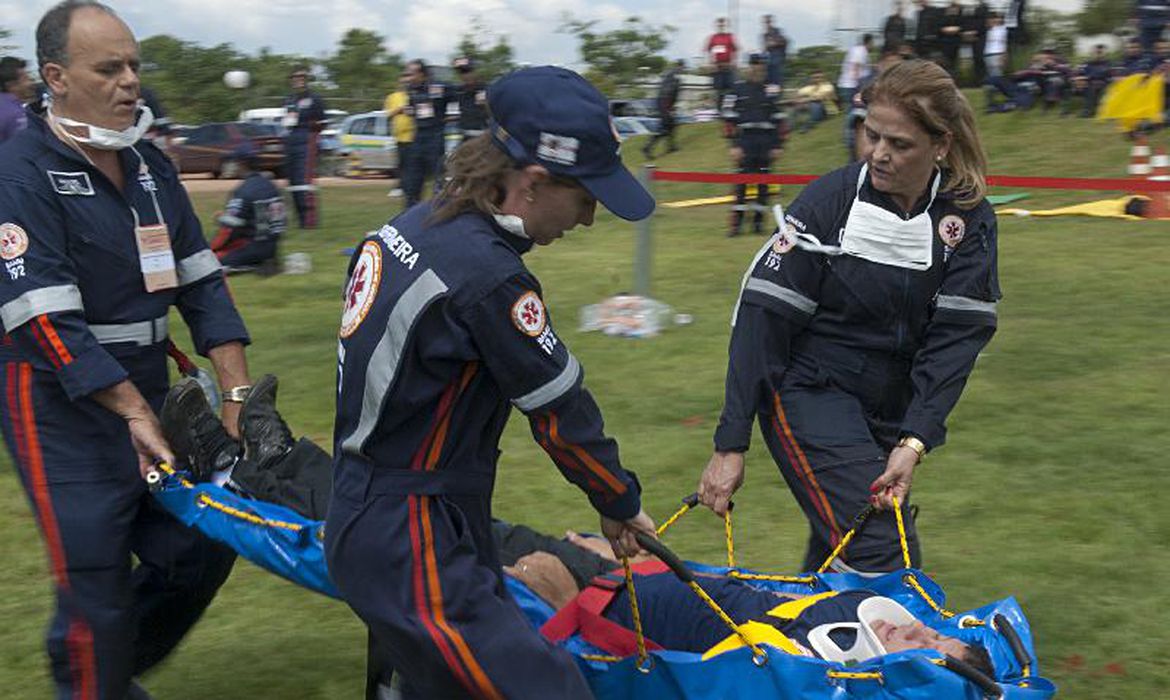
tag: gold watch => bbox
[222,385,253,403]
[897,436,927,461]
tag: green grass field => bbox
[1,108,1168,698]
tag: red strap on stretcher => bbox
[539,560,670,656]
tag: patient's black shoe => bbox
[239,374,294,470]
[161,378,241,481]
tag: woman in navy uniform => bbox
[326,66,658,699]
[698,59,999,575]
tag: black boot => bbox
[238,374,294,470]
[160,378,241,481]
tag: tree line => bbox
[0,2,1129,125]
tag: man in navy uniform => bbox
[210,143,286,274]
[282,65,326,228]
[453,56,488,143]
[0,2,253,697]
[642,59,684,160]
[326,66,658,699]
[401,59,450,206]
[723,53,787,237]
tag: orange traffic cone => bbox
[1146,146,1170,219]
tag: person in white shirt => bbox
[838,34,874,160]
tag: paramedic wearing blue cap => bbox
[723,53,787,237]
[210,143,286,273]
[326,65,658,699]
[282,65,326,228]
[0,2,251,698]
[698,60,1000,575]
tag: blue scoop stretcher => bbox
[151,470,1056,699]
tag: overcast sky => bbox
[3,0,1086,69]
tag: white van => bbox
[336,110,398,176]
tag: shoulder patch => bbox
[772,227,795,254]
[0,223,29,261]
[511,291,547,337]
[938,214,966,248]
[339,241,383,338]
[46,170,95,196]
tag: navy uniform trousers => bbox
[326,459,593,700]
[285,131,319,228]
[731,132,776,234]
[0,352,235,699]
[758,339,922,574]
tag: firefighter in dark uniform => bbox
[453,56,488,142]
[0,4,252,697]
[724,53,787,237]
[325,66,657,699]
[282,65,326,228]
[402,59,450,206]
[210,143,287,273]
[699,60,999,574]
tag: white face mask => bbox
[492,214,529,239]
[49,103,154,151]
[839,163,938,271]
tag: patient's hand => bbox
[504,552,578,610]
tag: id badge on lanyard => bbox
[135,216,177,292]
[131,156,177,291]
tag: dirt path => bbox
[181,175,395,194]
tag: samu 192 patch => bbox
[511,291,547,337]
[339,242,383,338]
[0,223,29,260]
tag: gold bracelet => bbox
[222,385,253,403]
[897,436,927,461]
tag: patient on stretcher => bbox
[160,376,993,675]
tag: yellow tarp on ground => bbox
[661,185,780,209]
[998,195,1155,220]
[1098,73,1166,131]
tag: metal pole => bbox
[634,164,656,298]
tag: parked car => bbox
[336,110,398,177]
[612,116,661,138]
[167,122,285,179]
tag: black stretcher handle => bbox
[943,654,1003,698]
[993,614,1032,670]
[680,492,734,511]
[635,531,694,584]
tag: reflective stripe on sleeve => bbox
[340,269,449,455]
[0,285,84,330]
[177,249,223,285]
[744,278,817,316]
[512,354,581,412]
[936,295,997,317]
[217,214,246,227]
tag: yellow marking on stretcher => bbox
[701,619,806,660]
[764,592,839,621]
[579,654,622,663]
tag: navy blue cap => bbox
[487,66,655,222]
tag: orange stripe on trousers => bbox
[407,495,471,690]
[418,496,504,700]
[13,364,96,699]
[771,392,841,545]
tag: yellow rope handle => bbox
[621,556,649,668]
[579,654,622,663]
[891,495,912,570]
[728,570,817,585]
[816,528,859,574]
[155,460,306,533]
[686,581,768,664]
[903,573,955,619]
[827,670,883,680]
[723,510,736,569]
[656,501,693,536]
